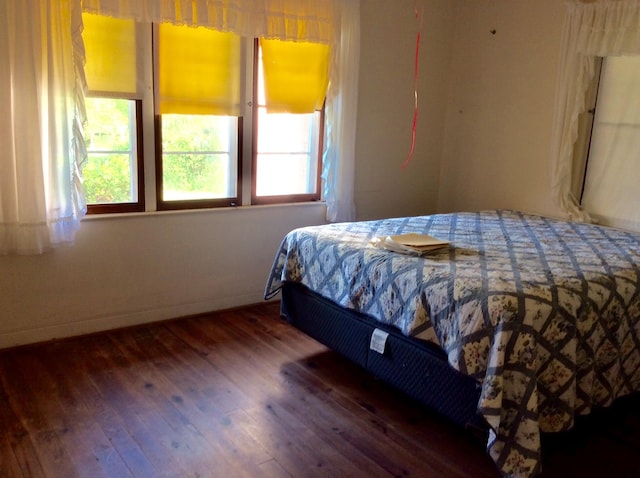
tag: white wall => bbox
[438,0,566,218]
[0,0,459,348]
[355,0,456,220]
[0,205,326,348]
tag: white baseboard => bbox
[0,291,276,350]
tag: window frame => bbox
[85,99,146,215]
[578,55,640,229]
[250,39,324,206]
[154,115,244,211]
[84,26,325,215]
[575,57,604,206]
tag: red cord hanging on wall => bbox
[402,1,424,169]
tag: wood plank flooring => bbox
[1,302,639,477]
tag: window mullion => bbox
[240,37,256,207]
[139,22,157,212]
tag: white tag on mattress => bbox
[370,328,389,354]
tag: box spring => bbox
[280,282,486,433]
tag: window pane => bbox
[83,98,137,204]
[582,56,640,230]
[83,154,135,204]
[257,108,313,153]
[253,41,323,201]
[256,153,316,196]
[254,107,320,197]
[161,114,237,201]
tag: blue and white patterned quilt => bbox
[264,210,640,478]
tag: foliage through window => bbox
[158,115,239,207]
[84,98,144,213]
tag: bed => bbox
[264,209,640,478]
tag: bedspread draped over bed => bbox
[264,210,640,478]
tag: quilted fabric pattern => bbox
[264,210,640,478]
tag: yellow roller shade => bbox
[158,24,241,116]
[260,39,329,114]
[82,13,137,95]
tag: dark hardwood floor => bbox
[1,302,639,478]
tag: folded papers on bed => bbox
[371,233,450,255]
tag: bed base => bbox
[280,282,486,433]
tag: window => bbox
[253,40,325,204]
[81,15,328,214]
[158,114,240,207]
[579,56,640,230]
[551,1,640,224]
[81,14,145,214]
[84,98,144,213]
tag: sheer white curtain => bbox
[0,0,87,255]
[82,0,336,42]
[82,0,360,223]
[550,0,640,221]
[323,0,359,222]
